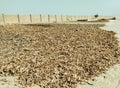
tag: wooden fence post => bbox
[2,14,5,25]
[48,14,50,22]
[66,15,69,21]
[17,14,20,24]
[40,14,42,22]
[55,15,57,22]
[61,15,63,22]
[30,14,32,23]
[74,16,76,21]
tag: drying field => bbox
[0,24,120,88]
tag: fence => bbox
[0,14,113,25]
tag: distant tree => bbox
[94,14,99,18]
[112,17,116,20]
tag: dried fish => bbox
[0,24,120,88]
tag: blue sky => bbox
[0,0,120,16]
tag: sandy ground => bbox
[77,19,120,88]
[0,20,120,88]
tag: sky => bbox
[0,0,120,16]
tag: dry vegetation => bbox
[0,24,120,88]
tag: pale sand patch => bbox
[0,76,20,88]
[0,76,40,88]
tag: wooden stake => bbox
[40,14,42,22]
[55,15,57,22]
[48,15,50,22]
[30,14,32,23]
[61,15,63,22]
[17,14,20,24]
[2,14,5,25]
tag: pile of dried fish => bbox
[0,24,120,88]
